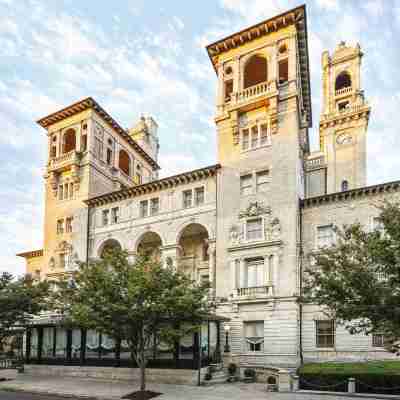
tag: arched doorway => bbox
[243,55,267,89]
[177,223,209,283]
[99,239,122,259]
[335,71,352,91]
[136,231,162,262]
[119,149,131,176]
[62,129,76,154]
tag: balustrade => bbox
[236,285,273,298]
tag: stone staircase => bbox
[203,363,229,385]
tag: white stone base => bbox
[24,365,208,386]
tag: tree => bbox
[303,201,400,353]
[55,249,212,393]
[0,272,49,355]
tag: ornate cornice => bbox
[320,104,370,129]
[37,97,160,171]
[16,249,43,259]
[85,164,221,207]
[302,180,400,209]
[206,5,312,127]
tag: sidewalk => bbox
[0,372,399,400]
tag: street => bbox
[0,391,85,400]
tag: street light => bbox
[224,324,231,353]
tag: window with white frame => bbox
[102,210,109,226]
[240,174,252,196]
[246,257,265,288]
[373,217,384,234]
[372,333,385,348]
[150,198,159,215]
[58,185,63,201]
[57,219,64,235]
[242,129,250,151]
[195,187,205,206]
[256,170,269,192]
[140,200,149,218]
[111,207,119,224]
[65,217,73,233]
[183,190,192,208]
[241,123,270,150]
[246,218,263,241]
[315,320,335,348]
[317,225,334,248]
[244,321,264,352]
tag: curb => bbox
[0,386,108,400]
[296,390,400,400]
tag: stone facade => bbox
[17,4,398,372]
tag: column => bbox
[233,55,240,93]
[216,63,224,110]
[230,259,237,294]
[207,240,216,295]
[239,258,247,289]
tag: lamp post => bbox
[224,325,231,353]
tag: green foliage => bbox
[299,361,400,375]
[54,249,212,390]
[303,201,400,352]
[0,272,49,352]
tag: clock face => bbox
[336,133,352,145]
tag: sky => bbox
[1,0,400,276]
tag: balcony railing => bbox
[321,102,369,121]
[236,285,273,298]
[233,81,275,104]
[48,150,81,172]
[335,86,352,96]
[305,154,325,170]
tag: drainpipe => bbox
[86,204,90,265]
[299,199,304,365]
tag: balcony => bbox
[221,81,278,115]
[321,101,370,122]
[305,153,326,171]
[48,150,81,172]
[234,285,274,301]
[335,86,352,96]
[111,167,135,188]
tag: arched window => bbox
[100,239,122,259]
[341,180,349,192]
[62,129,76,154]
[119,149,130,176]
[243,55,267,89]
[335,71,351,91]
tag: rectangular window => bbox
[251,126,258,148]
[316,320,335,348]
[102,210,109,226]
[150,198,159,215]
[59,253,66,269]
[183,190,192,208]
[242,129,249,151]
[244,321,264,352]
[140,200,149,218]
[81,134,87,152]
[195,187,205,206]
[106,148,113,165]
[50,145,57,158]
[260,124,269,146]
[224,79,233,101]
[372,333,384,348]
[256,170,269,193]
[64,184,69,200]
[246,257,265,288]
[278,58,289,84]
[58,185,63,201]
[246,218,263,241]
[57,219,64,234]
[94,137,103,160]
[69,183,74,199]
[111,207,119,224]
[65,217,73,233]
[317,225,334,248]
[240,174,252,196]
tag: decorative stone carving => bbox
[239,201,271,219]
[55,240,72,253]
[229,224,243,245]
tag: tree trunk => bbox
[140,361,146,392]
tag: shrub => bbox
[228,363,237,376]
[244,368,256,379]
